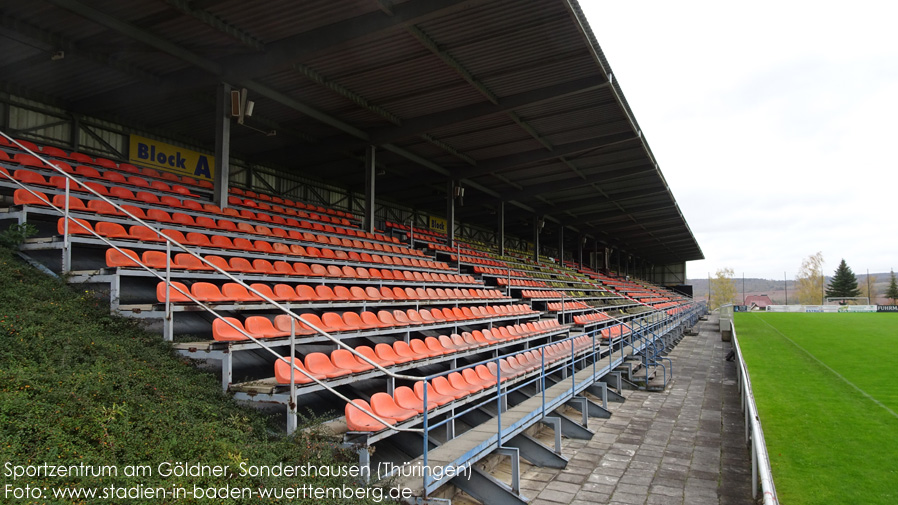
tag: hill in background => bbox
[687,273,892,304]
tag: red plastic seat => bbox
[245,316,290,338]
[431,376,469,399]
[393,386,437,413]
[57,217,93,236]
[87,199,125,216]
[95,221,136,239]
[106,248,141,268]
[274,357,322,385]
[155,281,191,303]
[304,352,350,378]
[371,392,417,422]
[413,381,455,405]
[51,194,88,211]
[353,345,393,368]
[331,349,373,373]
[212,317,249,341]
[190,282,227,302]
[345,400,396,432]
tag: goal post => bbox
[824,297,869,305]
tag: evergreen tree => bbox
[886,270,898,304]
[825,259,861,299]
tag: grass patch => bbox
[736,312,898,505]
[0,246,388,504]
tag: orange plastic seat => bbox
[331,349,373,373]
[191,282,227,302]
[305,352,350,378]
[410,339,442,357]
[274,357,322,385]
[431,376,469,399]
[248,283,281,302]
[371,392,417,421]
[95,221,135,239]
[413,381,455,405]
[87,199,124,216]
[106,248,141,268]
[393,386,438,413]
[212,317,249,341]
[322,312,353,332]
[51,194,88,211]
[57,217,93,236]
[174,253,213,271]
[155,281,191,303]
[346,400,396,432]
[245,316,290,338]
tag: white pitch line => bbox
[755,315,898,421]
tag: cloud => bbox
[580,0,898,279]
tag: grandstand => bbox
[0,0,704,502]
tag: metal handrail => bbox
[729,315,778,504]
[0,132,424,432]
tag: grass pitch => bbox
[735,312,898,505]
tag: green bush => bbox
[0,247,391,504]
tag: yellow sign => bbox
[429,216,447,234]
[129,135,214,181]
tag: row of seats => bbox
[0,137,213,189]
[11,181,392,248]
[546,301,591,311]
[572,311,612,325]
[63,218,453,272]
[472,266,527,279]
[495,278,549,288]
[600,324,631,340]
[273,320,566,386]
[447,253,504,267]
[156,281,506,305]
[229,187,356,221]
[212,304,540,341]
[109,249,473,288]
[344,335,595,431]
[5,167,196,198]
[520,289,565,299]
[426,242,491,259]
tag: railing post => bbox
[288,318,297,435]
[540,349,545,416]
[62,177,71,273]
[422,381,429,496]
[164,240,173,342]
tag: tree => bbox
[825,259,861,299]
[859,274,877,304]
[710,267,737,310]
[796,252,825,305]
[886,270,898,304]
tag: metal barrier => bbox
[729,317,778,504]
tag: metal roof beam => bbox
[451,132,638,180]
[369,77,609,144]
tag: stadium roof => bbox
[0,0,703,265]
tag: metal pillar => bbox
[364,145,376,234]
[533,217,540,263]
[558,226,564,264]
[447,180,455,247]
[498,200,505,256]
[213,82,231,208]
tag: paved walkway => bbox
[516,316,754,505]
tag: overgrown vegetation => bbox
[0,246,389,504]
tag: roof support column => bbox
[213,82,231,208]
[498,201,505,256]
[533,216,542,263]
[363,145,376,234]
[558,226,564,265]
[593,240,599,271]
[446,180,455,247]
[578,235,584,270]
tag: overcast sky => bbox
[580,1,898,280]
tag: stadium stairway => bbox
[0,133,704,504]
